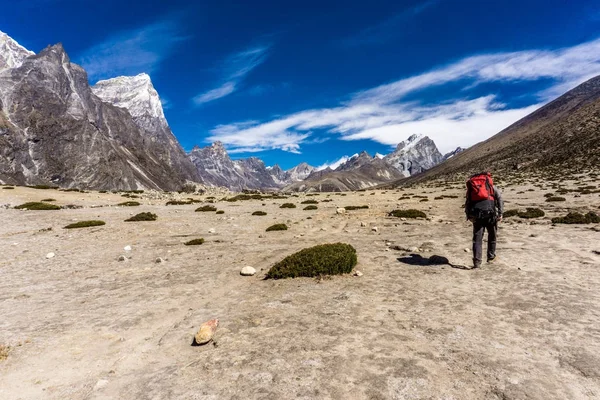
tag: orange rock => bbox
[194,319,219,345]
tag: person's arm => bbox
[494,187,504,219]
[465,191,472,220]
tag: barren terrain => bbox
[1,180,600,399]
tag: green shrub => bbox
[420,198,429,202]
[518,208,545,219]
[344,205,369,210]
[15,202,61,210]
[118,201,140,206]
[552,212,600,224]
[41,198,56,202]
[166,200,192,205]
[125,212,157,222]
[303,205,318,210]
[121,193,140,199]
[63,188,81,192]
[216,210,225,214]
[195,205,217,212]
[2,186,15,190]
[546,196,566,202]
[226,194,264,202]
[504,209,519,218]
[388,209,427,218]
[252,211,267,216]
[266,223,288,232]
[185,238,205,245]
[434,196,444,200]
[99,190,108,194]
[64,220,106,229]
[544,193,555,198]
[280,203,296,209]
[301,200,318,204]
[266,243,357,279]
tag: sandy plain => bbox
[1,181,599,400]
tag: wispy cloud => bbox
[341,0,439,47]
[193,45,270,105]
[77,19,187,81]
[208,37,600,154]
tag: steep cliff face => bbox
[92,73,200,183]
[383,134,443,177]
[0,39,195,190]
[0,31,34,72]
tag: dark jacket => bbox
[465,186,503,220]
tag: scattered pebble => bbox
[46,252,55,259]
[371,227,378,232]
[360,221,367,227]
[208,228,216,234]
[464,248,470,253]
[155,257,165,264]
[194,319,219,345]
[353,270,363,277]
[336,208,346,215]
[240,266,256,276]
[124,245,132,252]
[117,255,127,262]
[409,247,419,253]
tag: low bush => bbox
[125,212,157,222]
[504,209,519,218]
[63,188,81,192]
[2,186,15,190]
[30,184,57,190]
[195,205,217,212]
[434,196,444,200]
[166,200,192,205]
[41,198,56,202]
[344,205,369,210]
[388,209,427,218]
[420,198,429,202]
[226,194,264,202]
[15,202,61,210]
[216,210,225,214]
[303,205,318,210]
[64,220,106,229]
[121,193,140,199]
[185,238,205,245]
[301,199,318,204]
[99,190,108,194]
[552,212,600,224]
[252,211,267,216]
[266,223,288,232]
[546,196,566,202]
[518,208,545,219]
[266,243,357,279]
[118,201,140,206]
[280,203,296,209]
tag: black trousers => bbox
[472,218,497,264]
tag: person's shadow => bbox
[397,254,471,270]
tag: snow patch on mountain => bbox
[0,30,34,72]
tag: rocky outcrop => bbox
[0,36,196,190]
[0,31,34,72]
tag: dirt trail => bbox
[1,183,599,399]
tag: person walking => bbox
[465,172,503,269]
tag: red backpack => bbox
[467,172,495,202]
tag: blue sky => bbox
[2,0,600,169]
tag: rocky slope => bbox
[385,75,600,186]
[189,142,316,191]
[0,34,197,190]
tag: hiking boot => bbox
[472,260,482,269]
[487,256,497,263]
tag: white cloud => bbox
[193,45,270,105]
[77,20,186,81]
[208,37,600,154]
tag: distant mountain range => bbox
[1,30,597,192]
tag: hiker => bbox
[465,172,503,269]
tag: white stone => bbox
[336,208,346,215]
[409,247,419,253]
[371,227,378,232]
[155,257,165,263]
[353,270,364,277]
[46,252,55,259]
[208,228,216,234]
[241,266,256,276]
[360,221,367,227]
[124,245,132,251]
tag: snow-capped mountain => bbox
[285,162,315,181]
[0,30,34,72]
[92,73,168,134]
[383,134,443,177]
[442,147,464,161]
[0,32,197,190]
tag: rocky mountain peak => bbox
[384,135,442,177]
[92,73,168,131]
[0,30,34,72]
